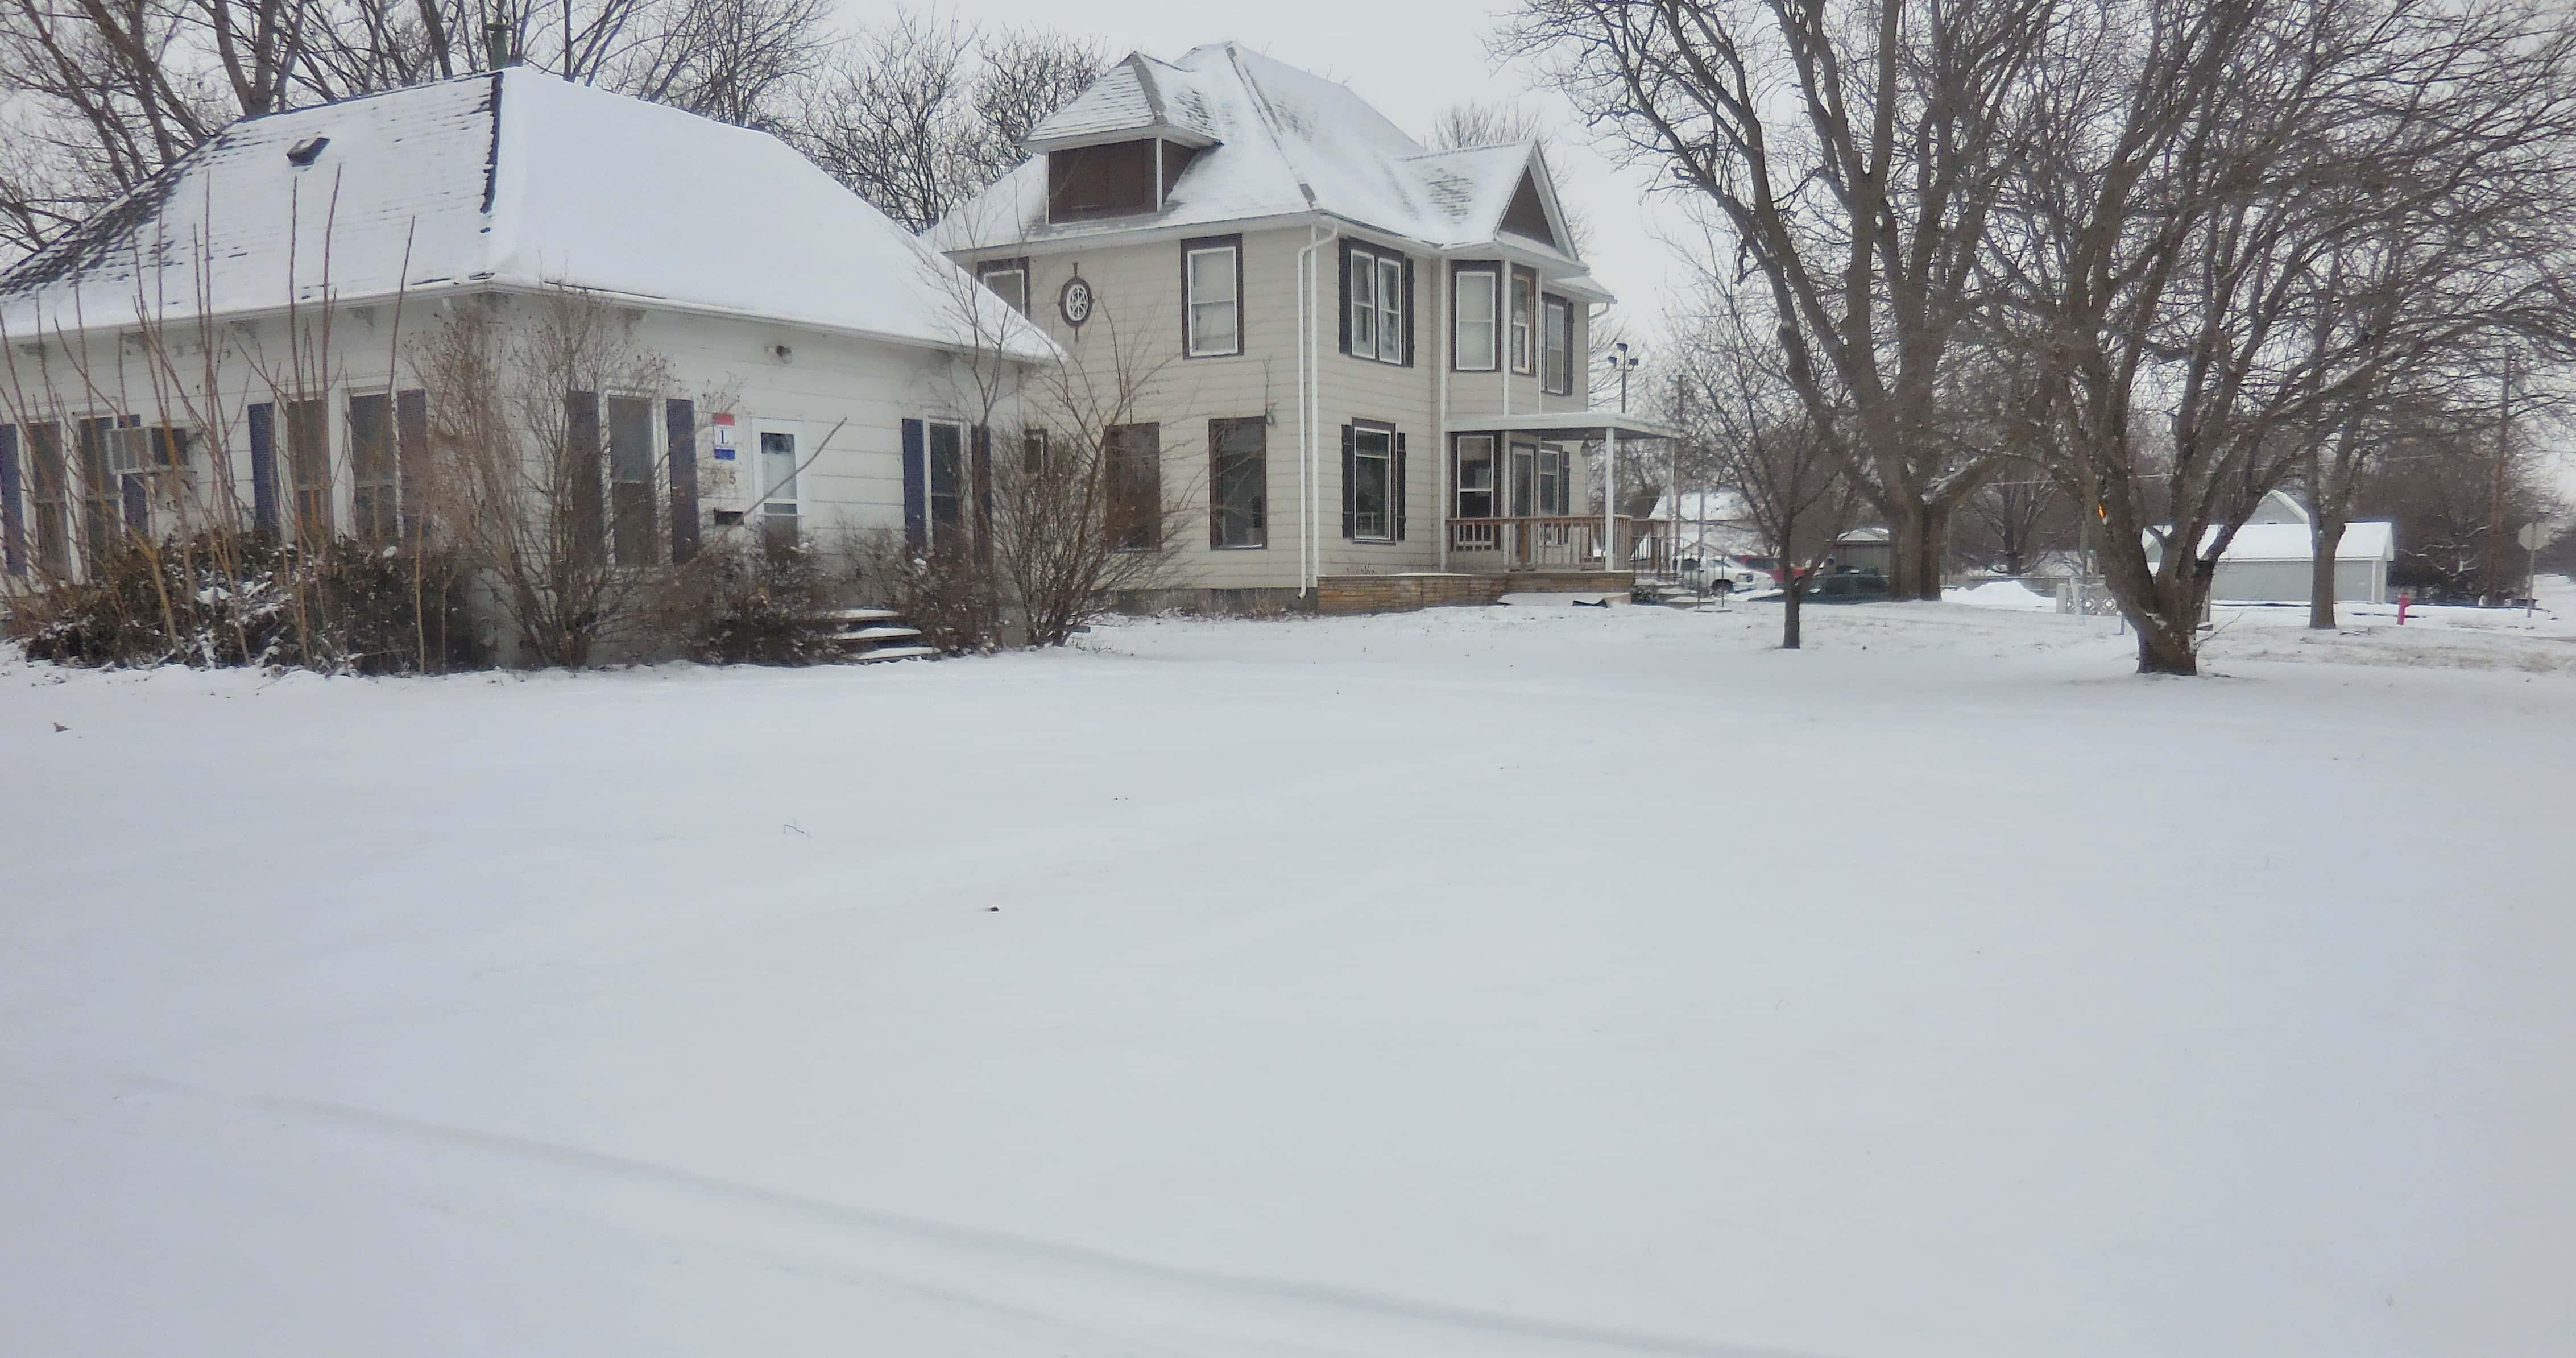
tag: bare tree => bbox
[781,9,1104,233]
[1991,0,2576,673]
[1508,0,2059,601]
[1672,283,1859,648]
[409,287,680,667]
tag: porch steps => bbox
[821,607,935,663]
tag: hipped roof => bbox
[0,70,1053,362]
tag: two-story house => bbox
[934,42,1674,610]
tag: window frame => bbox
[1350,420,1396,543]
[1181,234,1244,359]
[757,428,800,547]
[1453,434,1496,521]
[347,390,399,545]
[1344,242,1410,366]
[606,391,661,566]
[1541,294,1575,396]
[1207,415,1266,549]
[1452,264,1500,373]
[1104,421,1163,552]
[975,257,1032,316]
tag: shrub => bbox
[854,535,1001,655]
[674,535,841,665]
[1,531,483,673]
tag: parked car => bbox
[1677,555,1764,595]
[1803,568,1890,602]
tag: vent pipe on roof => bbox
[484,21,515,69]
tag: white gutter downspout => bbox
[1295,223,1341,594]
[1436,252,1451,572]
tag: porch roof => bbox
[1451,410,1682,441]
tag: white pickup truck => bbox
[1676,555,1766,595]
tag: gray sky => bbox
[934,0,1696,351]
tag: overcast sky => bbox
[931,0,1697,351]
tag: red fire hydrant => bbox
[2397,592,2412,626]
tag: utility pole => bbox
[2482,352,2514,605]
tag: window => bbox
[1022,428,1047,476]
[1508,442,1537,517]
[1453,435,1495,520]
[608,395,658,566]
[1208,416,1265,549]
[1510,267,1538,374]
[349,393,397,544]
[759,429,798,545]
[927,420,964,545]
[976,258,1030,315]
[1343,242,1409,365]
[1047,140,1159,221]
[1105,422,1161,551]
[1453,265,1498,372]
[286,398,332,544]
[666,398,699,564]
[75,416,121,564]
[0,425,20,575]
[1538,446,1568,516]
[1341,422,1404,543]
[1183,236,1242,357]
[1542,295,1574,395]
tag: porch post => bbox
[1603,424,1618,573]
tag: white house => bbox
[0,69,1047,594]
[2145,491,2396,604]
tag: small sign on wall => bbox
[712,411,738,461]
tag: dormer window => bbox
[1046,139,1200,223]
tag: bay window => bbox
[1542,295,1574,395]
[1453,265,1498,372]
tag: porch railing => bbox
[1446,516,1643,572]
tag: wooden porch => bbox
[1444,515,1678,574]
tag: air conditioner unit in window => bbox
[105,424,194,476]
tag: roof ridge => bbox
[1223,43,1318,211]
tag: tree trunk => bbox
[1782,585,1804,649]
[1885,497,1948,601]
[2308,516,2346,630]
[2130,571,2206,675]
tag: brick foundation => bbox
[1313,571,1633,616]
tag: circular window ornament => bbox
[1059,275,1095,329]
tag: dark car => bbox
[1803,568,1888,602]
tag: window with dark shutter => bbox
[1208,417,1265,549]
[1393,432,1407,541]
[1105,422,1162,551]
[349,393,397,544]
[0,425,20,576]
[564,391,604,565]
[396,389,431,544]
[927,421,964,546]
[665,399,699,564]
[283,400,332,545]
[902,419,927,550]
[1349,423,1394,542]
[607,395,657,566]
[1342,242,1409,365]
[246,404,279,539]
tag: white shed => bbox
[2144,492,2396,603]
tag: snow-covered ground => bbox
[5,592,2573,1358]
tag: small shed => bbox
[2145,493,2396,603]
[1829,526,1893,576]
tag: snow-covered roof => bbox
[2145,520,2396,563]
[935,43,1591,281]
[0,70,1052,362]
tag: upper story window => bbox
[1542,294,1575,395]
[1183,235,1241,358]
[1452,264,1498,372]
[976,258,1030,315]
[1045,139,1202,223]
[1510,267,1538,375]
[1343,242,1409,366]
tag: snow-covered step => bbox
[822,607,901,624]
[842,625,922,641]
[853,645,937,663]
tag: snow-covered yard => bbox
[3,595,2571,1358]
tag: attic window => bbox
[1047,139,1199,223]
[285,136,329,167]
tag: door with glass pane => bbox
[759,429,798,545]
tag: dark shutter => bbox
[1208,423,1224,550]
[0,425,20,575]
[396,389,430,544]
[665,398,699,564]
[901,418,927,551]
[1393,432,1408,541]
[971,423,993,566]
[566,391,604,566]
[1401,256,1417,367]
[247,402,279,538]
[1340,424,1357,540]
[1336,239,1356,356]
